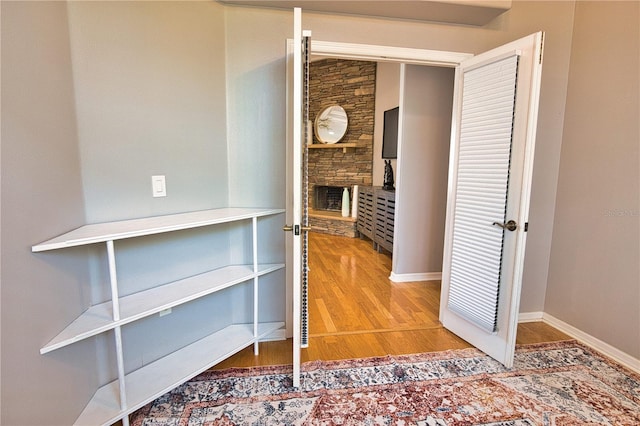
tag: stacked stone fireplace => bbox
[310,183,357,237]
[308,58,376,238]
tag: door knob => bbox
[492,220,517,232]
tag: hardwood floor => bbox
[215,232,570,369]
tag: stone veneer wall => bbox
[309,59,376,188]
[308,59,375,237]
[308,216,357,238]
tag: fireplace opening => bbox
[314,186,347,212]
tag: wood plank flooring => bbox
[215,232,570,369]
[308,232,442,335]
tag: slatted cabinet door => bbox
[357,186,376,241]
[374,189,395,253]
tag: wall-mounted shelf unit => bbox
[308,142,359,153]
[32,207,285,426]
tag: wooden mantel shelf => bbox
[308,143,358,153]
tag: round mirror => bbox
[314,105,348,144]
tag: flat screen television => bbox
[382,106,399,159]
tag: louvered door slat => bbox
[447,54,519,332]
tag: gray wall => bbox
[224,5,288,325]
[225,7,288,209]
[223,1,637,360]
[1,2,96,424]
[393,65,454,276]
[64,0,278,385]
[1,2,284,424]
[67,1,229,222]
[545,1,640,358]
[373,62,400,186]
[3,1,638,424]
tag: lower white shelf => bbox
[41,263,284,354]
[75,321,285,426]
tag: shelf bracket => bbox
[106,240,128,414]
[252,217,260,355]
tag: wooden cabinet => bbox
[32,208,285,426]
[357,186,395,253]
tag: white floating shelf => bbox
[74,322,284,426]
[32,207,285,252]
[40,263,284,354]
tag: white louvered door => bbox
[440,33,544,367]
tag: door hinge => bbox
[539,33,544,65]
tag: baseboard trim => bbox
[541,313,640,373]
[518,311,544,323]
[389,271,442,282]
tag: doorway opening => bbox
[288,34,546,370]
[305,49,458,355]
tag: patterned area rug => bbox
[130,341,640,425]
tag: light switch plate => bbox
[152,175,166,197]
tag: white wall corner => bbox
[389,272,442,283]
[261,329,286,342]
[542,313,640,374]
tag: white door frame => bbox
[285,40,473,337]
[440,33,544,367]
[310,41,472,66]
[287,30,542,383]
[285,40,472,340]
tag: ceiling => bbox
[218,0,512,26]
